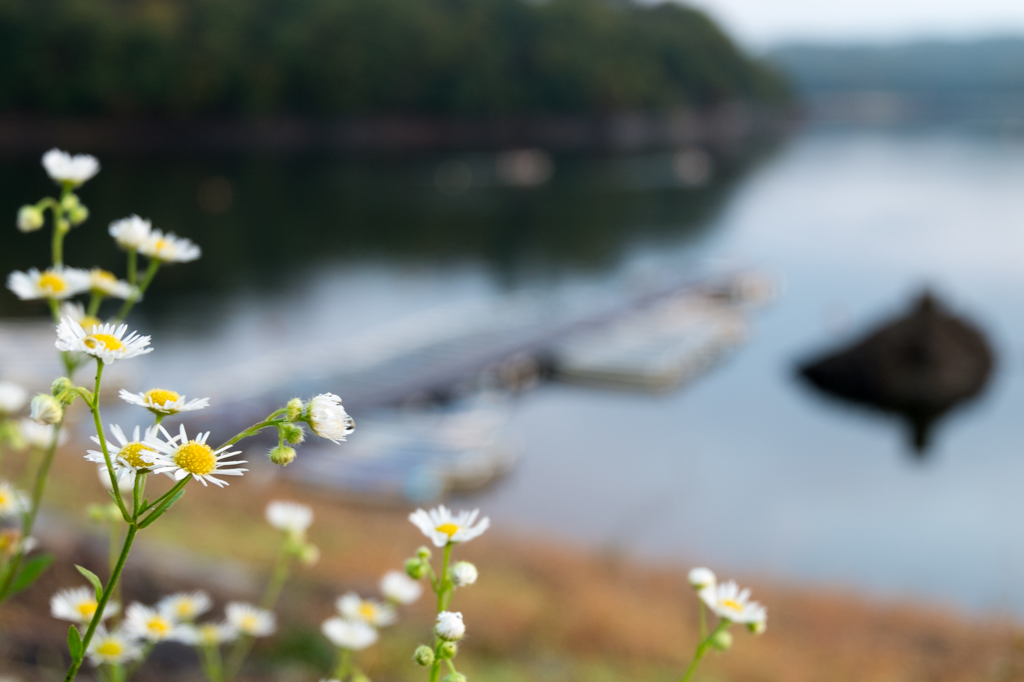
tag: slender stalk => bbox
[116,259,160,322]
[333,648,353,681]
[108,516,122,613]
[87,291,103,317]
[89,361,129,521]
[436,543,452,613]
[679,621,729,682]
[200,644,225,682]
[216,411,287,451]
[126,250,137,286]
[63,524,138,682]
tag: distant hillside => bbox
[0,0,790,119]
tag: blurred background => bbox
[5,1,1024,680]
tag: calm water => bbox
[4,129,1024,614]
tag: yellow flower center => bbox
[147,617,171,636]
[77,601,98,618]
[38,272,66,294]
[118,442,154,469]
[96,640,122,657]
[153,238,171,254]
[84,333,123,351]
[720,599,744,613]
[358,603,377,620]
[436,523,460,537]
[175,602,196,618]
[79,316,102,331]
[92,270,117,287]
[174,441,216,475]
[240,615,258,631]
[0,491,9,507]
[145,388,180,406]
[0,530,19,553]
[198,624,219,644]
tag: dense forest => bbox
[0,0,789,119]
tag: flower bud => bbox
[438,641,458,659]
[405,558,427,580]
[17,205,44,232]
[688,567,716,590]
[268,445,296,466]
[443,673,466,682]
[281,422,305,445]
[61,193,80,211]
[51,377,77,405]
[29,394,62,425]
[285,398,304,422]
[435,611,465,641]
[299,543,320,566]
[709,629,733,651]
[416,546,432,560]
[68,205,89,225]
[450,561,478,587]
[747,619,766,635]
[414,645,435,667]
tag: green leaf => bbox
[75,565,104,601]
[9,553,54,595]
[139,488,186,528]
[68,625,83,659]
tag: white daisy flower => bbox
[450,561,478,588]
[85,424,159,487]
[265,500,313,536]
[688,567,716,590]
[225,602,276,637]
[124,603,182,642]
[158,591,212,622]
[50,586,119,624]
[86,626,142,667]
[138,229,201,263]
[89,268,136,300]
[409,505,490,548]
[0,480,28,518]
[42,149,100,186]
[55,317,153,364]
[144,424,247,487]
[0,381,27,414]
[699,580,767,625]
[18,419,68,449]
[175,622,239,647]
[336,593,396,628]
[306,394,355,443]
[109,215,152,251]
[59,301,103,333]
[119,388,209,415]
[435,611,465,641]
[321,617,378,651]
[380,571,423,605]
[7,267,91,300]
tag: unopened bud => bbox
[413,645,434,667]
[438,641,458,659]
[51,377,77,404]
[405,558,427,580]
[450,561,478,588]
[281,423,305,445]
[285,398,304,422]
[268,445,296,466]
[68,205,89,225]
[710,629,733,651]
[443,673,466,682]
[17,205,44,232]
[435,612,465,641]
[416,546,432,560]
[30,394,62,425]
[688,567,716,590]
[747,619,766,635]
[299,543,320,566]
[61,193,80,211]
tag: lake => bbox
[3,127,1024,615]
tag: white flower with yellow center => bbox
[699,580,767,625]
[380,571,423,605]
[321,617,379,651]
[86,626,142,667]
[0,381,27,415]
[18,418,68,449]
[89,268,136,300]
[0,480,28,518]
[7,267,91,300]
[435,611,465,641]
[409,505,490,548]
[175,622,239,647]
[59,301,103,333]
[336,593,396,628]
[85,424,159,486]
[125,603,182,642]
[265,500,313,536]
[225,602,276,637]
[158,591,212,622]
[306,394,355,443]
[55,317,153,364]
[144,424,247,487]
[138,229,201,263]
[119,388,209,415]
[50,586,119,624]
[109,215,152,251]
[42,148,100,186]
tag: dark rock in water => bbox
[798,292,994,453]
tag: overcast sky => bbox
[684,0,1024,49]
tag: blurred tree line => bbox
[0,0,789,118]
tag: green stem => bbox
[139,477,188,522]
[116,259,160,322]
[108,517,122,614]
[436,543,452,613]
[87,291,103,318]
[90,361,129,521]
[216,410,287,451]
[63,524,138,682]
[200,644,225,682]
[333,648,353,681]
[679,621,729,682]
